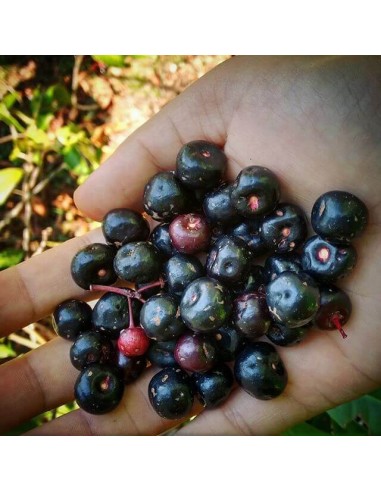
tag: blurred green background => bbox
[0,55,379,435]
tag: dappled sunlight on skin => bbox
[0,56,380,435]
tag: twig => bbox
[22,324,47,346]
[0,133,25,145]
[32,227,52,256]
[71,55,84,109]
[22,161,40,258]
[8,333,39,350]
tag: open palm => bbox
[1,55,380,435]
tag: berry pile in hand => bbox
[53,140,368,419]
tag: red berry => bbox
[169,213,211,254]
[118,327,150,357]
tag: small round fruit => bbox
[74,364,124,415]
[228,219,269,256]
[266,271,320,328]
[231,265,265,297]
[234,292,272,340]
[234,342,288,400]
[191,364,234,409]
[164,253,204,299]
[301,235,357,283]
[147,340,178,368]
[148,367,194,420]
[180,277,232,333]
[70,332,115,370]
[266,322,312,347]
[176,140,227,190]
[314,285,352,339]
[203,184,240,226]
[169,213,211,254]
[117,327,150,357]
[71,243,117,290]
[213,325,246,362]
[150,223,176,259]
[263,252,302,284]
[53,299,92,341]
[114,241,162,284]
[140,294,186,342]
[174,332,217,373]
[230,166,280,217]
[115,353,147,384]
[102,208,150,246]
[311,190,368,244]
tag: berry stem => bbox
[127,296,135,329]
[330,313,348,339]
[90,284,145,303]
[137,278,165,293]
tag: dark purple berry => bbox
[234,342,288,400]
[169,213,211,254]
[266,271,320,328]
[147,340,178,368]
[263,252,302,284]
[114,241,162,284]
[164,253,204,299]
[301,235,357,283]
[71,243,117,290]
[311,190,368,244]
[102,208,150,246]
[191,363,234,409]
[228,219,269,256]
[140,294,186,342]
[234,292,272,340]
[314,285,352,339]
[176,140,227,190]
[231,265,265,297]
[213,325,246,362]
[53,299,92,341]
[203,184,240,226]
[230,166,280,218]
[174,332,217,373]
[70,332,115,370]
[115,353,147,384]
[266,322,312,347]
[149,223,176,259]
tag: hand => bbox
[0,55,380,435]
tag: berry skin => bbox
[164,253,204,299]
[169,213,211,254]
[230,166,280,218]
[180,277,232,333]
[118,327,150,357]
[148,367,194,420]
[115,353,147,384]
[74,364,124,415]
[143,171,191,221]
[150,223,177,259]
[233,292,272,340]
[266,271,320,328]
[260,203,308,253]
[102,208,150,246]
[70,332,115,370]
[140,294,186,342]
[176,140,227,190]
[228,219,269,257]
[213,325,246,362]
[174,332,217,373]
[191,363,234,409]
[71,243,117,290]
[231,265,265,297]
[266,322,312,347]
[314,285,352,339]
[234,342,288,400]
[206,235,252,287]
[53,299,92,341]
[203,184,240,226]
[263,252,302,284]
[311,190,368,244]
[114,241,162,284]
[301,235,357,283]
[147,340,178,368]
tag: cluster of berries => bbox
[53,140,368,419]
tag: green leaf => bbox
[63,147,89,177]
[0,248,24,269]
[0,167,24,205]
[56,125,86,147]
[329,394,381,435]
[0,342,16,358]
[282,422,329,436]
[0,102,24,132]
[92,55,126,67]
[25,126,51,147]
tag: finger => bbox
[74,60,231,221]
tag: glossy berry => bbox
[115,353,147,384]
[53,299,92,341]
[174,332,217,373]
[314,285,352,339]
[114,241,162,284]
[311,190,368,244]
[228,219,269,256]
[74,364,124,415]
[71,243,117,290]
[260,203,307,253]
[203,184,240,226]
[118,327,150,357]
[231,265,265,297]
[301,235,357,283]
[206,235,252,287]
[176,140,227,190]
[147,340,178,368]
[144,171,190,221]
[164,253,204,299]
[234,292,272,340]
[191,364,234,409]
[102,208,150,246]
[92,293,141,340]
[180,277,232,333]
[148,367,194,420]
[266,322,312,347]
[213,325,246,362]
[169,213,211,254]
[263,252,302,284]
[234,342,288,400]
[230,166,280,218]
[150,223,176,259]
[266,271,320,328]
[70,332,115,370]
[140,294,186,342]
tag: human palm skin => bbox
[0,56,380,435]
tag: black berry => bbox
[213,325,246,362]
[266,322,312,347]
[150,222,176,259]
[53,299,92,341]
[70,332,115,370]
[191,363,234,409]
[115,353,147,385]
[164,253,204,299]
[203,184,240,226]
[114,241,162,284]
[140,294,186,342]
[233,292,272,340]
[231,265,265,297]
[263,252,302,284]
[147,340,178,368]
[228,219,269,256]
[314,285,352,339]
[71,243,117,290]
[102,208,150,246]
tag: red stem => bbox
[330,313,348,339]
[127,296,135,329]
[137,278,165,293]
[89,284,145,303]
